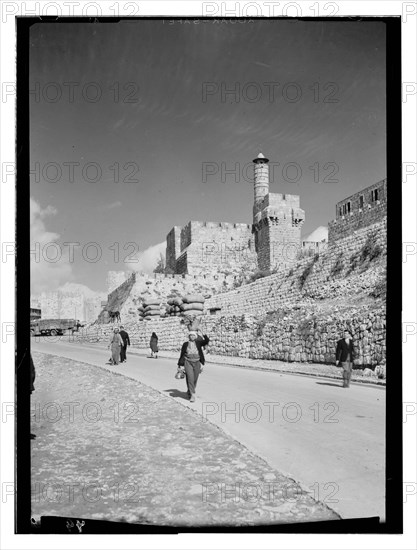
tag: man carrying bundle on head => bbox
[177,328,209,402]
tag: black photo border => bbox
[15,15,402,535]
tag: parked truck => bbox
[30,318,83,336]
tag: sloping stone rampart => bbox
[205,219,386,316]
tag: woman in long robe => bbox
[108,327,124,365]
[150,332,159,358]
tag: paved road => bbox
[32,338,385,521]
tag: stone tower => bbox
[253,152,270,205]
[252,153,305,272]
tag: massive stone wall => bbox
[167,220,258,276]
[204,309,385,367]
[205,218,387,316]
[77,304,385,370]
[328,179,387,244]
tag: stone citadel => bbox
[33,152,387,374]
[34,153,387,322]
[166,153,310,277]
[99,154,386,322]
[164,154,386,279]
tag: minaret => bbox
[253,152,269,206]
[252,151,305,272]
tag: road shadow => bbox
[316,381,344,388]
[165,388,190,401]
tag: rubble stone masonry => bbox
[76,305,385,369]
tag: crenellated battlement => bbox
[187,220,252,230]
[167,217,257,276]
[107,270,242,285]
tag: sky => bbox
[30,19,386,294]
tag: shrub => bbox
[299,264,313,287]
[361,232,383,263]
[299,317,316,332]
[369,278,386,299]
[255,319,267,337]
[153,254,165,274]
[265,309,288,323]
[346,253,360,275]
[248,269,272,283]
[299,254,319,288]
[330,254,344,277]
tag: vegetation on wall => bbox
[299,254,319,288]
[346,231,384,275]
[330,253,344,277]
[153,254,166,274]
[360,231,383,263]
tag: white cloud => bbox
[30,197,73,294]
[303,225,328,242]
[125,241,166,274]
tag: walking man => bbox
[336,330,354,388]
[119,325,130,363]
[177,329,209,402]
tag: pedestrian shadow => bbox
[165,388,190,400]
[316,381,343,388]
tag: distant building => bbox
[328,179,387,244]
